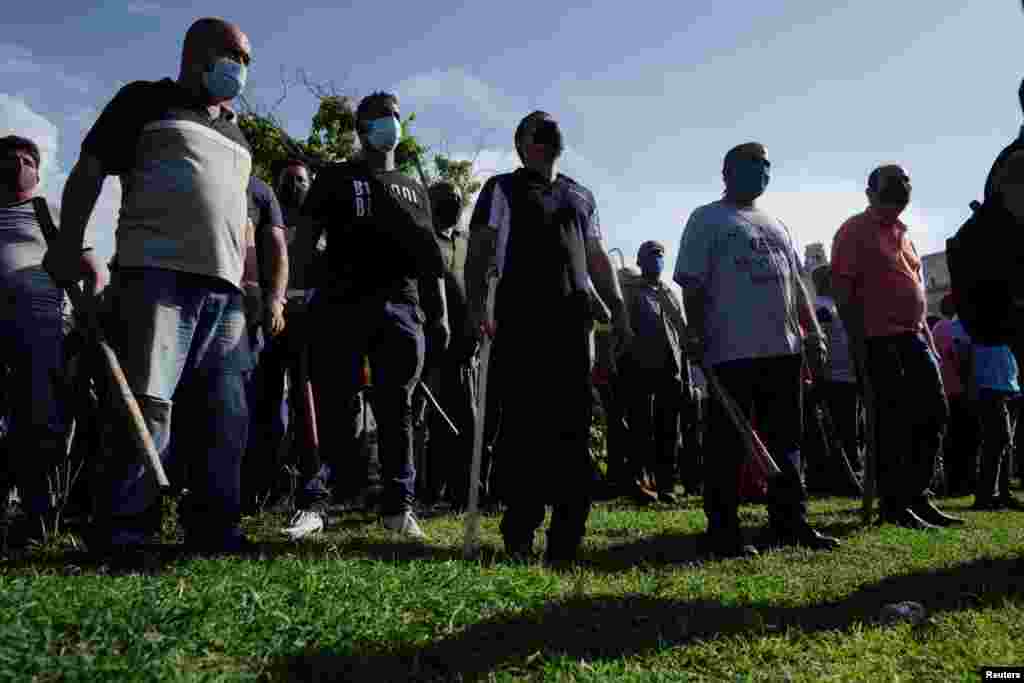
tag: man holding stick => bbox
[466,110,631,565]
[44,17,257,553]
[674,142,839,558]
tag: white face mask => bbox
[203,57,247,100]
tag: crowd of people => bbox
[1,16,1021,566]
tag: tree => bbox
[238,76,485,214]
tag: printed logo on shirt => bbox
[388,183,420,206]
[353,180,372,217]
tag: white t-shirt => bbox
[815,295,855,383]
[673,200,803,366]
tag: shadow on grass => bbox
[268,555,1024,682]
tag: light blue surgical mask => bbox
[727,159,770,199]
[366,116,402,152]
[203,57,247,100]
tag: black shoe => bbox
[503,541,537,563]
[698,531,759,559]
[970,498,1000,511]
[909,499,965,527]
[656,490,679,505]
[882,506,940,530]
[769,522,841,551]
[996,495,1024,511]
[186,534,259,556]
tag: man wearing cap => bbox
[674,142,839,558]
[619,240,691,503]
[466,110,631,565]
[832,164,959,529]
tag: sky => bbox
[3,1,1024,278]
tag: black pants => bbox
[303,298,424,515]
[865,332,948,511]
[496,323,593,558]
[974,390,1017,503]
[595,378,630,487]
[622,366,681,492]
[945,393,979,496]
[704,354,807,534]
[421,356,477,508]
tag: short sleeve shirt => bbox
[0,199,63,314]
[673,200,803,366]
[471,170,601,282]
[830,210,925,339]
[303,161,439,307]
[81,78,252,289]
[242,176,284,290]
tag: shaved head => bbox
[179,17,250,93]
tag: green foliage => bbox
[237,112,293,186]
[433,154,483,211]
[305,95,357,165]
[395,113,429,181]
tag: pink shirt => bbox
[931,318,964,397]
[831,210,926,339]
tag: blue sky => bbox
[3,1,1023,276]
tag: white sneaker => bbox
[382,510,426,540]
[281,510,324,540]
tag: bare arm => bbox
[465,224,497,334]
[263,226,289,304]
[585,236,627,326]
[58,155,106,254]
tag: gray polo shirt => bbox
[82,79,252,289]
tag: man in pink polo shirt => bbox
[832,164,960,530]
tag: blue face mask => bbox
[639,252,664,278]
[366,116,402,152]
[202,57,247,100]
[727,160,770,198]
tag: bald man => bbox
[45,17,257,555]
[832,164,958,530]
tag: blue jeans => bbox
[95,267,251,546]
[0,267,68,518]
[301,297,423,514]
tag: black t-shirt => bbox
[303,160,442,308]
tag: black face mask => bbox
[878,178,910,206]
[432,197,461,231]
[277,178,309,209]
[532,120,564,153]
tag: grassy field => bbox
[1,492,1022,682]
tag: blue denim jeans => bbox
[94,267,251,546]
[0,267,68,518]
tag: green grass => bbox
[1,494,1022,682]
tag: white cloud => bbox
[0,43,94,97]
[0,94,119,261]
[394,67,522,130]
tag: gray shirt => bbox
[0,199,63,317]
[674,199,803,366]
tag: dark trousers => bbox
[302,299,424,515]
[496,322,594,558]
[704,354,807,534]
[974,390,1017,503]
[595,377,630,487]
[945,393,979,496]
[622,367,681,492]
[421,356,477,508]
[865,332,949,511]
[242,306,321,507]
[823,380,860,473]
